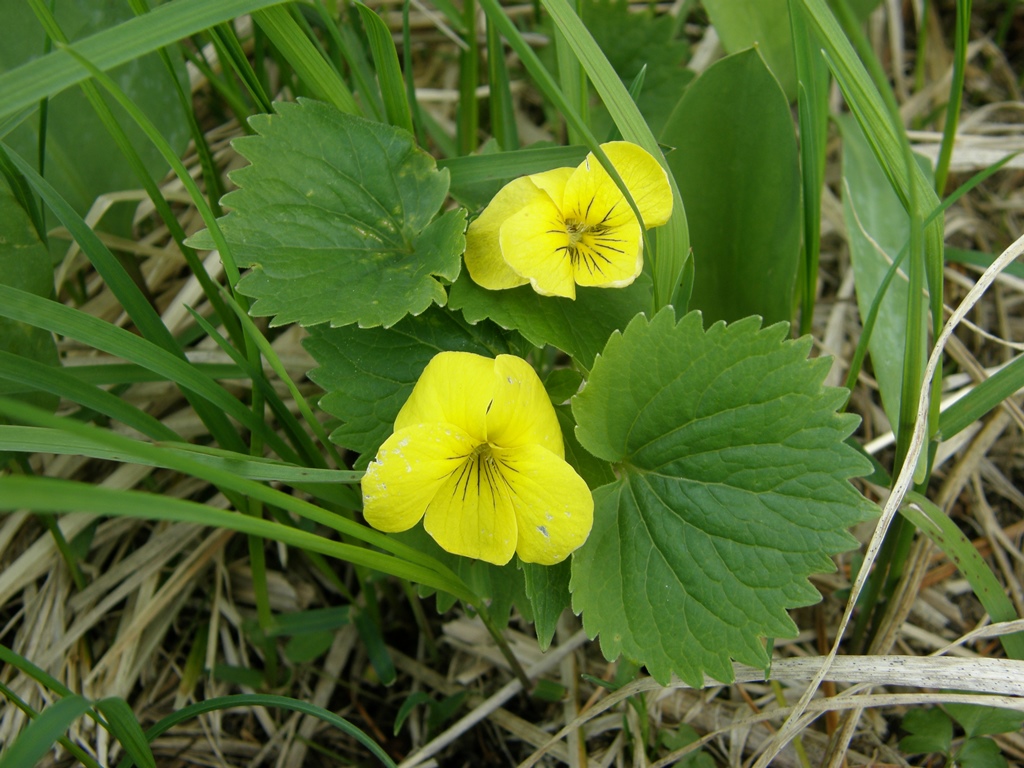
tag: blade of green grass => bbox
[938,355,1024,440]
[313,0,385,122]
[934,0,970,195]
[3,144,248,453]
[0,695,91,768]
[26,1,242,347]
[214,291,344,468]
[210,22,273,113]
[553,17,588,146]
[115,694,396,768]
[0,284,296,462]
[903,492,1024,659]
[0,426,361,484]
[458,0,480,154]
[440,144,588,185]
[789,0,830,335]
[125,0,227,217]
[0,0,285,122]
[0,396,474,601]
[356,3,414,133]
[0,351,179,442]
[0,474,473,605]
[486,17,519,150]
[185,305,328,468]
[94,699,156,768]
[252,5,360,116]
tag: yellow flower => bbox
[361,351,594,566]
[464,141,673,299]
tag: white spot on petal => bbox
[537,525,549,538]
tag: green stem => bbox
[933,0,970,196]
[476,604,533,692]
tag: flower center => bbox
[565,217,589,247]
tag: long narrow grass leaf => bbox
[486,18,519,149]
[938,354,1024,440]
[0,475,472,605]
[0,695,91,768]
[0,426,361,484]
[116,694,396,768]
[313,0,385,121]
[0,0,284,122]
[357,4,414,133]
[934,0,970,195]
[789,0,830,335]
[0,285,294,461]
[186,305,326,467]
[252,5,360,116]
[0,396,474,601]
[94,699,156,768]
[215,292,344,468]
[903,493,1024,659]
[0,351,179,442]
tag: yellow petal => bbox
[499,195,577,299]
[395,351,494,443]
[566,142,673,230]
[572,214,643,288]
[492,444,594,565]
[486,355,565,459]
[362,423,477,533]
[424,447,518,565]
[527,166,573,209]
[463,176,537,290]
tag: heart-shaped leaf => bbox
[571,309,876,684]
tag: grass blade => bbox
[0,396,474,601]
[0,351,179,442]
[0,426,361,485]
[0,284,295,462]
[94,698,156,768]
[0,695,91,768]
[115,694,397,768]
[0,0,284,122]
[252,5,360,116]
[356,4,414,133]
[903,493,1024,659]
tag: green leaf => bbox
[193,99,464,328]
[355,3,413,133]
[0,0,283,124]
[94,698,156,768]
[396,525,528,622]
[572,0,692,137]
[353,608,396,686]
[955,737,1008,768]
[839,114,931,428]
[901,494,1024,660]
[521,560,571,651]
[900,707,953,755]
[701,0,797,99]
[284,631,335,663]
[0,0,189,232]
[0,695,91,768]
[448,271,651,369]
[0,176,58,421]
[304,307,511,467]
[946,702,1024,739]
[119,693,396,768]
[661,48,801,326]
[570,309,876,684]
